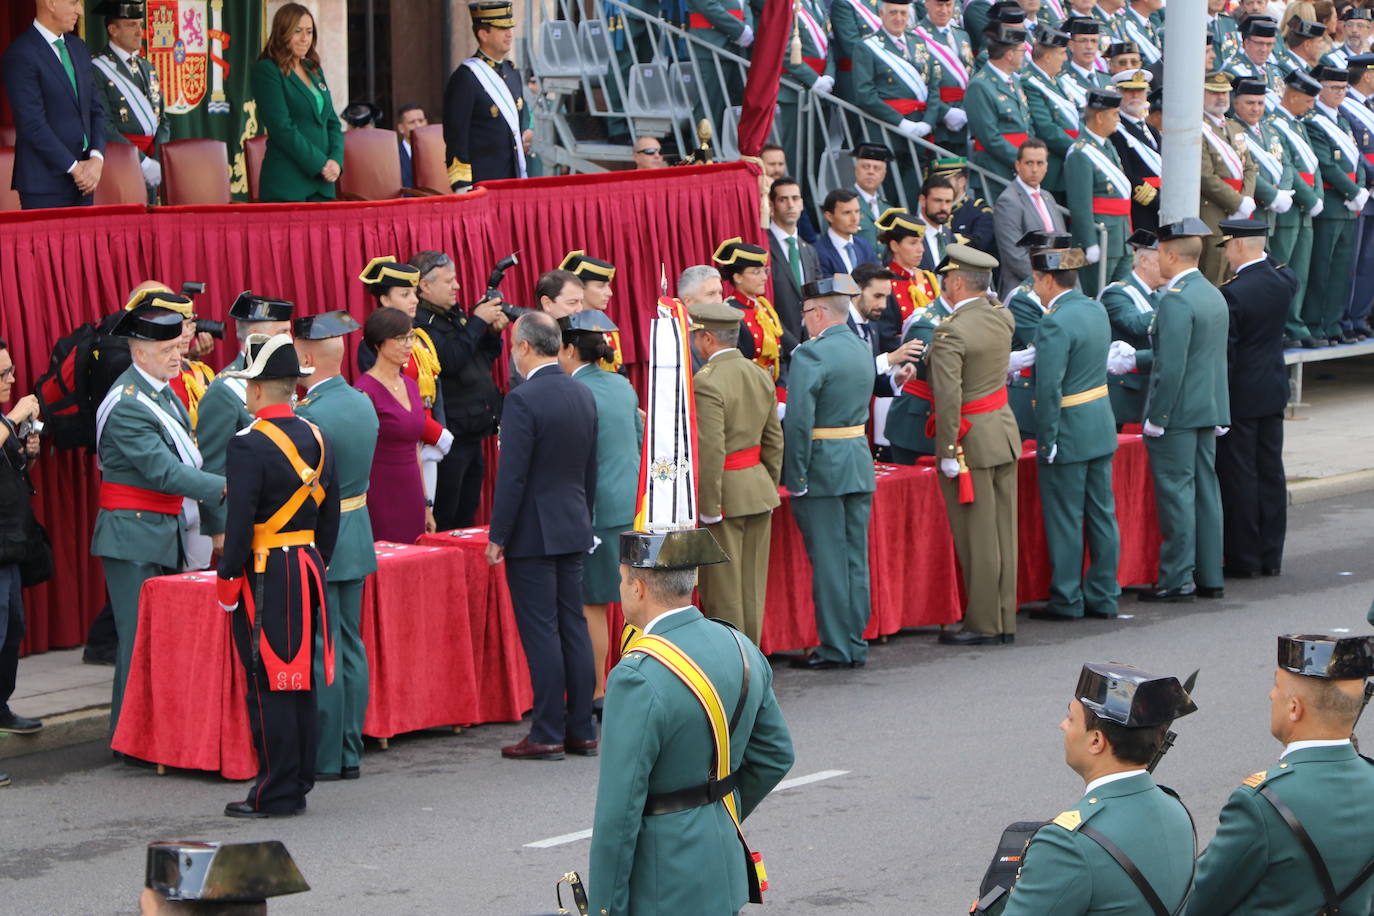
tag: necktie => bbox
[54,37,77,95]
[786,236,802,288]
[845,240,858,269]
[1030,189,1054,232]
[858,322,871,343]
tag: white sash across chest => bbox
[1121,13,1161,63]
[1309,108,1361,168]
[915,27,968,87]
[864,34,929,100]
[1024,71,1079,125]
[463,56,528,179]
[1242,129,1283,185]
[1273,114,1319,173]
[91,54,159,136]
[841,0,883,33]
[1202,121,1245,179]
[1115,120,1161,174]
[1075,139,1132,198]
[797,4,829,55]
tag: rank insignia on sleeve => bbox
[1053,810,1083,831]
[1242,770,1267,787]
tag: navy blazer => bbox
[846,314,895,397]
[2,25,105,195]
[1222,257,1297,420]
[398,139,413,188]
[814,232,879,279]
[489,363,598,558]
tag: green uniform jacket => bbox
[887,297,953,455]
[1063,62,1105,97]
[91,366,225,569]
[296,375,380,582]
[93,47,169,161]
[782,0,833,91]
[1308,103,1368,218]
[1006,282,1043,437]
[588,607,794,916]
[917,24,973,149]
[1065,130,1131,249]
[196,353,252,537]
[1234,117,1292,217]
[1143,269,1231,429]
[1200,116,1257,230]
[1270,108,1322,218]
[964,0,994,54]
[572,363,643,529]
[250,57,345,203]
[685,0,753,46]
[929,298,1022,466]
[1209,13,1240,57]
[1022,64,1081,194]
[1099,271,1156,398]
[1033,289,1117,463]
[852,29,948,132]
[1090,5,1126,42]
[693,349,782,519]
[966,66,1032,183]
[829,0,882,95]
[1186,743,1374,915]
[783,324,876,496]
[855,185,893,254]
[1003,772,1196,915]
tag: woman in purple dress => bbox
[355,308,432,542]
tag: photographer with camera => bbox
[409,250,508,531]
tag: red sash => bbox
[838,56,853,72]
[925,387,1009,503]
[1222,178,1242,191]
[902,377,934,401]
[1064,129,1079,140]
[1144,176,1161,188]
[99,481,183,514]
[127,134,155,154]
[803,57,825,76]
[885,99,927,115]
[939,86,965,102]
[723,445,762,470]
[1323,172,1358,189]
[690,9,743,27]
[1093,197,1131,215]
[1299,171,1316,186]
[973,132,1029,152]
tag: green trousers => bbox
[1305,216,1357,339]
[791,492,872,664]
[1269,215,1313,340]
[1145,427,1223,591]
[314,578,369,775]
[102,558,167,735]
[698,511,773,646]
[1038,455,1120,616]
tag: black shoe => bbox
[1306,336,1329,348]
[1282,337,1301,349]
[592,696,604,723]
[1000,634,1016,645]
[1196,586,1225,599]
[1340,333,1360,344]
[1262,567,1281,577]
[82,647,115,666]
[0,711,43,735]
[1223,568,1260,580]
[1354,323,1373,338]
[789,653,848,670]
[1138,586,1196,602]
[1084,609,1118,619]
[1029,609,1081,621]
[314,771,342,782]
[938,629,1001,646]
[849,659,867,668]
[114,751,157,770]
[341,766,360,780]
[1330,336,1349,346]
[224,802,271,819]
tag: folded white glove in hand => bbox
[1007,346,1036,374]
[1142,419,1166,437]
[1235,196,1256,219]
[737,25,754,47]
[1044,443,1057,464]
[699,513,723,525]
[1270,189,1293,214]
[940,458,960,478]
[588,535,602,555]
[1309,198,1325,218]
[436,427,455,457]
[897,120,932,140]
[1106,340,1137,375]
[420,444,446,464]
[1214,425,1230,437]
[1084,245,1101,264]
[943,107,969,131]
[141,156,162,187]
[1346,188,1370,212]
[812,74,835,95]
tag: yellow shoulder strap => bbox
[251,418,327,537]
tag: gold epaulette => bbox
[1052,810,1083,831]
[1242,770,1267,788]
[447,157,472,186]
[1167,287,1183,293]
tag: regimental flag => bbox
[633,297,699,533]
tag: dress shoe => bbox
[81,647,115,666]
[1029,609,1080,622]
[341,766,361,780]
[114,751,157,770]
[789,653,848,670]
[501,737,565,760]
[1340,333,1361,344]
[1282,336,1302,349]
[849,659,866,668]
[224,802,271,819]
[567,738,599,757]
[1196,586,1225,599]
[938,629,1001,646]
[1262,567,1281,577]
[1354,323,1373,339]
[1138,586,1196,602]
[314,771,342,782]
[1330,336,1350,346]
[1084,609,1118,619]
[1306,336,1329,348]
[0,711,43,735]
[1223,568,1260,580]
[1000,634,1016,645]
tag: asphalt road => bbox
[5,492,1373,915]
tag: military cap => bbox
[1112,68,1153,90]
[1076,663,1198,727]
[123,284,174,311]
[620,527,729,569]
[1233,77,1268,96]
[988,0,1026,23]
[559,250,617,283]
[1216,218,1269,245]
[293,310,361,340]
[469,0,515,28]
[1348,53,1374,71]
[986,22,1028,43]
[94,1,145,18]
[935,243,999,274]
[1126,228,1158,249]
[1106,41,1140,58]
[875,206,924,241]
[1277,634,1374,679]
[852,142,895,162]
[358,256,421,288]
[229,291,295,322]
[1342,7,1373,21]
[1241,15,1279,38]
[1204,32,1215,46]
[1086,87,1123,109]
[1064,15,1101,35]
[146,841,309,904]
[125,288,194,319]
[801,273,862,300]
[687,300,744,331]
[1030,248,1089,271]
[110,305,184,342]
[1284,68,1323,95]
[222,333,314,381]
[1016,229,1073,250]
[1288,18,1326,39]
[340,101,381,128]
[1311,64,1352,83]
[1156,217,1212,240]
[712,238,769,269]
[1036,26,1071,48]
[562,309,619,334]
[928,155,969,177]
[879,0,914,5]
[1203,71,1234,93]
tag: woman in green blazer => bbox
[250,3,343,202]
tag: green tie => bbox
[53,37,77,95]
[786,236,802,289]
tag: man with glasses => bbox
[632,136,666,168]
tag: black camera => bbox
[181,281,225,339]
[485,253,537,322]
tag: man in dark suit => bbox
[443,1,529,187]
[3,0,107,209]
[917,177,959,271]
[1214,220,1295,579]
[814,188,879,277]
[486,312,599,760]
[767,177,821,351]
[395,104,427,188]
[849,263,922,398]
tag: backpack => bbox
[34,314,130,451]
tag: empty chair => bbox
[716,104,781,161]
[244,135,267,202]
[93,142,147,205]
[576,20,611,76]
[667,60,701,115]
[160,138,231,205]
[627,62,692,121]
[409,123,451,194]
[535,20,584,79]
[0,148,19,211]
[337,127,442,200]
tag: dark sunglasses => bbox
[635,147,661,156]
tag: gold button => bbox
[1088,797,1098,804]
[136,511,142,519]
[1279,763,1288,768]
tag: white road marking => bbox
[523,770,850,849]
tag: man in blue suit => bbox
[395,104,427,189]
[814,188,880,277]
[486,312,600,761]
[2,0,107,209]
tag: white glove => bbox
[1106,340,1137,375]
[1345,188,1370,212]
[699,513,723,525]
[141,156,162,187]
[1358,188,1371,210]
[435,427,455,457]
[1084,245,1101,264]
[219,602,237,613]
[1044,443,1057,464]
[940,458,961,478]
[1142,419,1166,437]
[812,74,835,95]
[897,120,932,140]
[1234,196,1256,219]
[1309,198,1325,218]
[588,535,602,555]
[1214,425,1230,436]
[420,443,447,464]
[943,107,969,131]
[776,401,786,422]
[737,25,754,47]
[1007,346,1036,374]
[1269,189,1294,214]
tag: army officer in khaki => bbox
[689,302,783,646]
[1199,71,1259,283]
[928,245,1023,646]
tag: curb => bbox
[1288,470,1374,506]
[0,706,109,762]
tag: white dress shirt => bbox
[1083,768,1148,795]
[133,364,170,394]
[642,605,694,635]
[1280,738,1351,760]
[828,228,858,271]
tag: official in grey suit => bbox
[767,177,821,351]
[994,138,1069,294]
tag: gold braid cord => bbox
[755,296,785,379]
[411,328,442,404]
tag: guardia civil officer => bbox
[92,2,167,200]
[1100,229,1161,428]
[1000,664,1198,915]
[216,334,340,818]
[1186,634,1374,915]
[588,527,794,915]
[294,312,378,782]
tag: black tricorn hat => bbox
[1156,217,1212,240]
[1289,18,1327,39]
[1241,15,1279,38]
[1311,64,1351,83]
[146,841,309,903]
[561,310,619,334]
[293,310,362,340]
[94,0,145,18]
[1127,228,1158,249]
[1087,87,1124,110]
[1233,77,1268,96]
[358,256,421,289]
[1284,68,1323,95]
[619,528,729,569]
[1349,53,1374,69]
[801,273,862,300]
[1342,6,1374,20]
[1277,634,1374,679]
[988,0,1027,23]
[1216,218,1269,245]
[229,291,295,323]
[1037,27,1071,48]
[1076,663,1199,727]
[111,305,184,342]
[559,250,617,283]
[986,22,1028,43]
[1064,15,1101,35]
[1016,229,1073,250]
[1105,40,1140,58]
[221,334,314,381]
[852,142,896,162]
[341,101,382,128]
[1030,248,1088,271]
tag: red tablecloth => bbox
[111,542,533,779]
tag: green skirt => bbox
[582,525,627,605]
